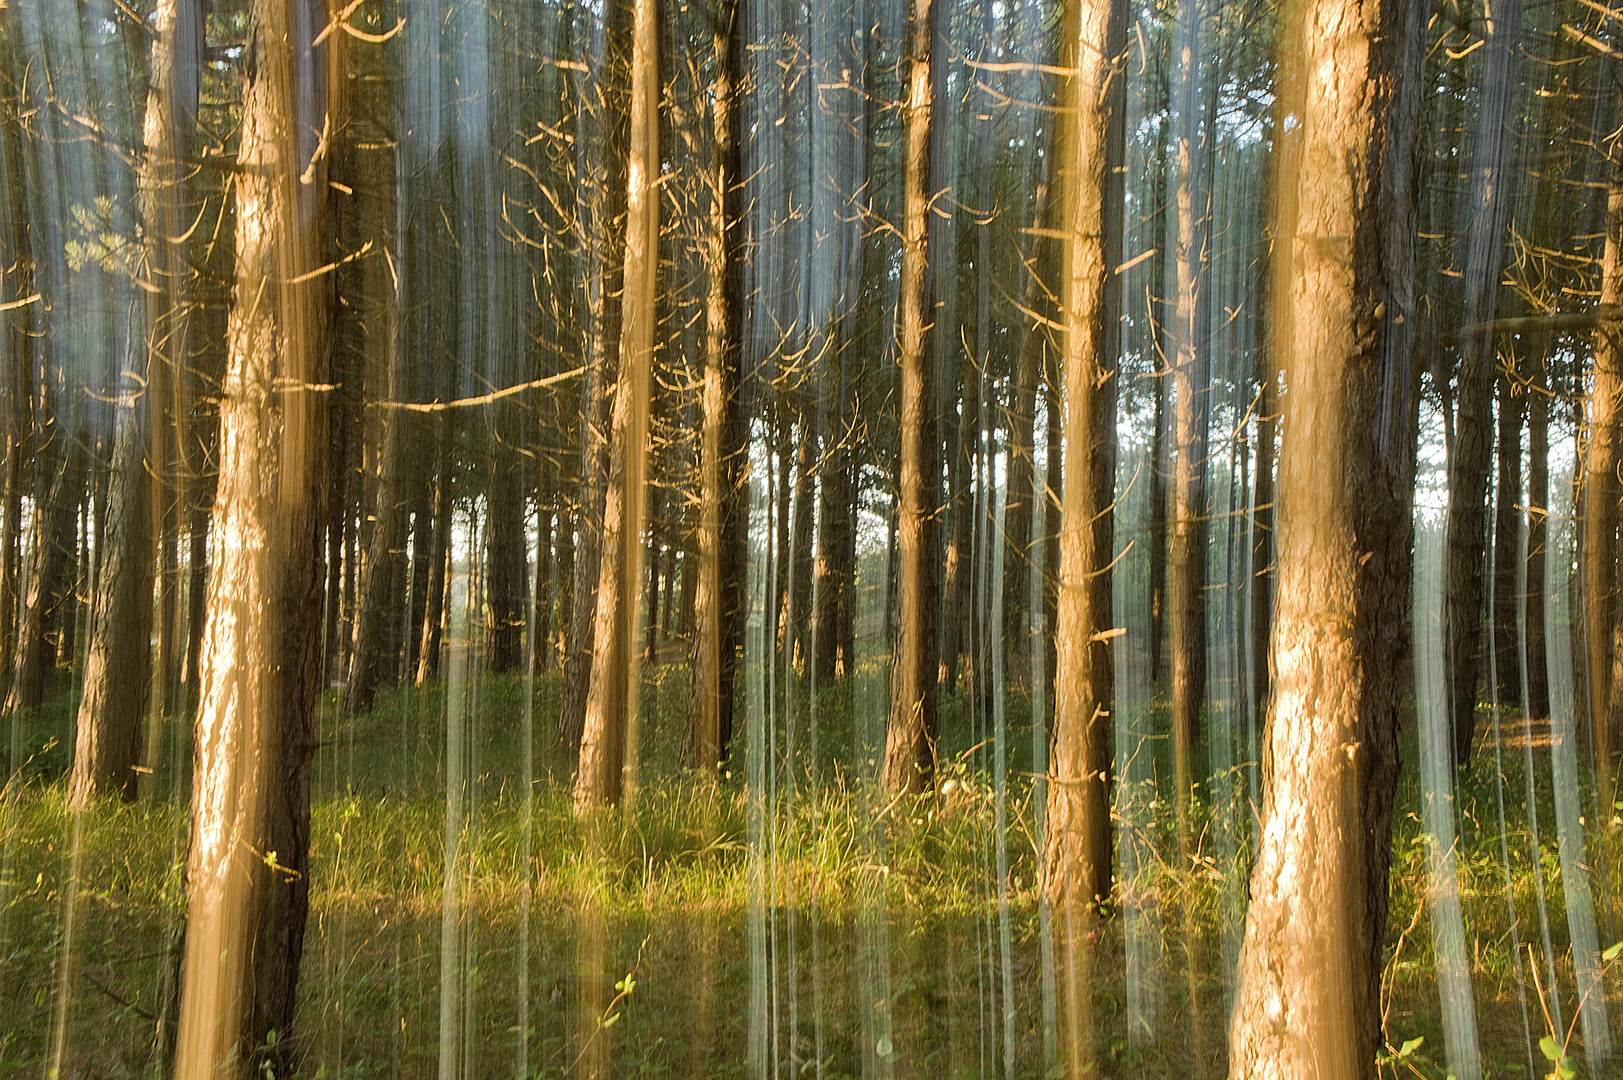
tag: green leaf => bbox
[1045,1066,1068,1080]
[601,1012,621,1029]
[1540,1035,1562,1062]
[1605,941,1623,962]
[1399,1036,1425,1058]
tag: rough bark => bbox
[69,341,153,803]
[1166,0,1208,859]
[1042,0,1124,1073]
[576,0,656,810]
[881,0,940,798]
[1228,0,1422,1070]
[1588,113,1623,788]
[559,3,631,747]
[172,0,333,1072]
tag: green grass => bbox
[1,667,1620,1078]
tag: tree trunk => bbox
[415,410,451,684]
[1042,0,1124,1073]
[5,434,87,715]
[688,0,742,766]
[881,0,940,798]
[70,346,153,802]
[1493,365,1524,705]
[559,1,631,748]
[172,1,333,1071]
[1228,0,1422,1070]
[1588,106,1623,790]
[347,150,404,713]
[1526,335,1549,719]
[576,0,656,811]
[1166,0,1207,862]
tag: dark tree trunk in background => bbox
[1493,365,1524,705]
[6,435,87,715]
[1448,0,1519,769]
[1526,334,1550,719]
[416,409,451,685]
[485,438,527,673]
[348,153,404,713]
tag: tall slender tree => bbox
[881,0,941,798]
[1043,0,1125,1072]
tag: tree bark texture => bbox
[1227,0,1422,1071]
[882,0,941,798]
[172,1,333,1072]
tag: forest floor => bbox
[0,661,1619,1079]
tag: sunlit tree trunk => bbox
[560,5,631,748]
[688,0,743,767]
[881,0,941,798]
[1042,0,1124,1074]
[576,0,657,811]
[1587,119,1623,791]
[172,0,333,1071]
[1228,0,1422,1069]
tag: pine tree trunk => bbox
[1526,336,1550,719]
[688,0,743,768]
[348,149,404,713]
[70,348,153,802]
[1166,0,1207,860]
[173,0,333,1070]
[1493,366,1524,705]
[1228,0,1422,1069]
[415,410,451,685]
[1042,0,1124,1072]
[560,1,631,747]
[881,0,940,798]
[576,0,656,810]
[5,434,87,715]
[1588,109,1623,789]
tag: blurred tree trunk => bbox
[881,0,940,798]
[1448,0,1519,768]
[1588,123,1623,793]
[172,0,334,1071]
[534,499,554,670]
[348,144,404,713]
[1526,333,1549,718]
[1228,0,1423,1068]
[688,0,743,768]
[1002,167,1051,676]
[1166,0,1207,860]
[5,434,86,715]
[576,0,656,810]
[560,2,631,747]
[1493,365,1524,705]
[1042,0,1124,1073]
[415,408,451,684]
